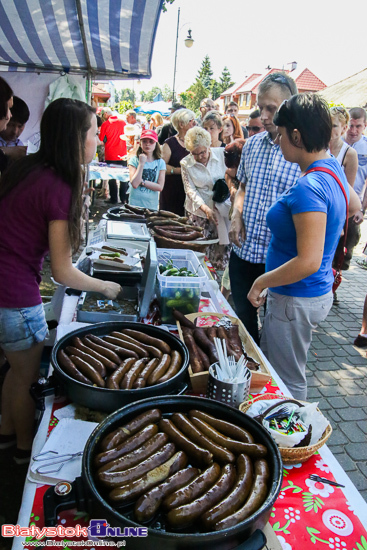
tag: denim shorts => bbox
[0,304,48,351]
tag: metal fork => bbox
[309,474,345,488]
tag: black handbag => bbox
[212,178,230,203]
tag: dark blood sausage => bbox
[156,351,182,384]
[166,464,236,527]
[225,325,244,361]
[110,332,162,358]
[193,328,219,364]
[133,358,159,388]
[153,227,203,241]
[158,209,181,218]
[97,432,169,474]
[190,417,267,458]
[201,454,254,528]
[189,410,254,444]
[100,409,162,452]
[206,326,218,344]
[98,443,176,488]
[163,463,221,511]
[64,346,106,377]
[95,424,160,467]
[134,467,199,523]
[57,350,92,385]
[159,418,213,467]
[106,358,136,389]
[83,336,122,364]
[216,326,236,358]
[69,356,105,387]
[147,354,171,386]
[103,335,148,358]
[122,329,171,355]
[109,451,187,503]
[120,358,149,389]
[72,336,117,370]
[182,328,203,373]
[172,308,196,329]
[196,345,211,371]
[171,413,235,464]
[214,459,270,531]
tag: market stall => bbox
[10,216,367,550]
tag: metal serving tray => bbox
[76,286,139,323]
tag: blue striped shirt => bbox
[233,132,301,263]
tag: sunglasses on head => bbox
[266,74,294,96]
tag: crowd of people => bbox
[1,70,367,462]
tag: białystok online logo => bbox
[2,520,148,540]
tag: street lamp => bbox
[172,8,194,102]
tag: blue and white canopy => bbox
[0,0,163,79]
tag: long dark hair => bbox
[0,98,95,253]
[0,76,13,119]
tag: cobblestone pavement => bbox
[306,220,367,502]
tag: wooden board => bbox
[176,312,272,395]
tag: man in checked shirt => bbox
[228,72,300,344]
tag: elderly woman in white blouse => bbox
[180,126,232,270]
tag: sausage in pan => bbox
[122,329,171,355]
[109,451,187,502]
[69,356,105,387]
[106,358,136,389]
[159,418,213,467]
[214,459,270,531]
[120,358,149,389]
[100,408,162,451]
[57,350,92,385]
[72,336,117,370]
[156,351,182,384]
[104,335,149,358]
[65,346,106,377]
[147,354,171,386]
[83,336,121,364]
[133,358,159,388]
[112,332,163,359]
[189,410,254,444]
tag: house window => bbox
[246,93,251,106]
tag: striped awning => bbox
[0,0,163,79]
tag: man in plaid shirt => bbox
[229,72,301,344]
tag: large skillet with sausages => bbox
[51,322,189,413]
[49,396,282,550]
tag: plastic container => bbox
[157,249,207,324]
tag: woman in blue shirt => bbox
[248,94,361,400]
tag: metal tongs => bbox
[32,450,83,475]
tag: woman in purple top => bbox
[0,99,121,463]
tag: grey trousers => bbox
[260,290,333,401]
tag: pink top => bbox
[0,167,72,308]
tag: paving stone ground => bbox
[306,220,367,502]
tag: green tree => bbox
[219,66,234,94]
[116,100,134,114]
[119,88,136,103]
[197,55,214,89]
[210,80,220,101]
[114,89,120,103]
[180,79,209,113]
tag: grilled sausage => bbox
[216,326,236,358]
[190,417,267,458]
[104,335,149,358]
[206,326,218,344]
[72,336,117,370]
[153,227,203,241]
[133,358,159,388]
[83,336,121,364]
[120,358,149,389]
[98,443,176,488]
[166,464,236,527]
[193,328,219,365]
[122,329,171,355]
[100,409,162,452]
[91,335,139,360]
[171,413,235,464]
[201,454,253,528]
[57,350,92,385]
[156,350,182,384]
[106,358,136,389]
[196,345,211,371]
[69,356,105,387]
[147,354,171,386]
[109,451,187,502]
[134,467,199,523]
[182,329,204,373]
[225,325,244,361]
[64,346,106,377]
[172,309,196,329]
[159,418,213,467]
[189,410,254,444]
[214,459,270,530]
[163,462,221,511]
[97,432,169,474]
[95,424,160,467]
[110,331,162,357]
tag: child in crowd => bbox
[128,130,166,210]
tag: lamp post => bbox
[172,8,194,102]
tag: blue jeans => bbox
[0,304,48,351]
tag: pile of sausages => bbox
[174,311,260,374]
[57,329,182,389]
[94,408,270,531]
[146,211,204,242]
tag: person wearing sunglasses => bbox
[246,109,265,137]
[228,72,300,344]
[247,94,361,400]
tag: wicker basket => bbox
[151,231,218,253]
[240,393,332,465]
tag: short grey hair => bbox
[171,108,196,130]
[184,126,211,152]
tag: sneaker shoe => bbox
[333,292,339,304]
[13,448,31,465]
[353,334,367,348]
[0,434,16,449]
